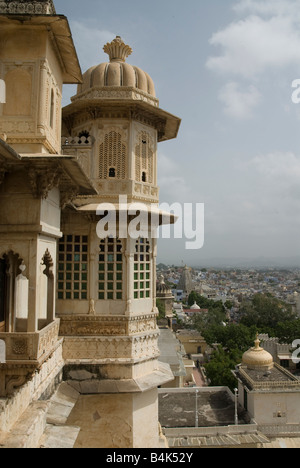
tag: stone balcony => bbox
[0,319,61,397]
[0,318,60,364]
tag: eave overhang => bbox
[62,97,181,142]
[0,139,97,196]
[0,14,82,84]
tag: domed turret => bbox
[242,334,274,371]
[76,36,156,100]
[157,275,172,297]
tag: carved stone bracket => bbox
[27,163,64,199]
[60,184,80,209]
[0,365,36,397]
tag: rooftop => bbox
[158,387,248,428]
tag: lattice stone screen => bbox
[135,131,154,184]
[99,130,127,180]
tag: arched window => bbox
[109,167,116,178]
[0,252,26,333]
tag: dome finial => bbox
[103,36,133,63]
[254,333,260,349]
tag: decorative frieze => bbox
[0,0,56,15]
[62,331,160,362]
[72,87,159,108]
[58,314,158,337]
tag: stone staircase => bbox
[0,383,80,448]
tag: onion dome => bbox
[76,36,156,99]
[190,301,200,310]
[242,335,274,370]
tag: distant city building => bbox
[156,275,174,316]
[177,265,193,298]
[235,335,300,441]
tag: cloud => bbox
[219,81,261,119]
[206,14,300,79]
[249,151,300,181]
[69,20,115,72]
[206,0,300,119]
[246,151,300,222]
[158,153,192,202]
[233,0,300,17]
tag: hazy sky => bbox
[58,0,300,267]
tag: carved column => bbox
[27,241,38,333]
[37,59,48,136]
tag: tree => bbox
[202,324,256,352]
[204,346,240,391]
[156,299,165,319]
[274,320,300,344]
[224,300,233,310]
[240,294,296,330]
[201,323,256,392]
[188,292,226,318]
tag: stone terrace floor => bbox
[159,388,247,428]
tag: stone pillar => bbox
[65,388,159,448]
[27,242,38,333]
[37,59,48,137]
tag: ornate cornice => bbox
[0,0,56,15]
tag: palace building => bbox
[0,0,181,448]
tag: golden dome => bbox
[242,335,274,370]
[76,36,156,98]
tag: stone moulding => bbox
[71,86,159,108]
[62,331,160,362]
[58,314,158,337]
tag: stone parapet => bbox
[0,318,60,363]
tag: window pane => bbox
[98,238,123,299]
